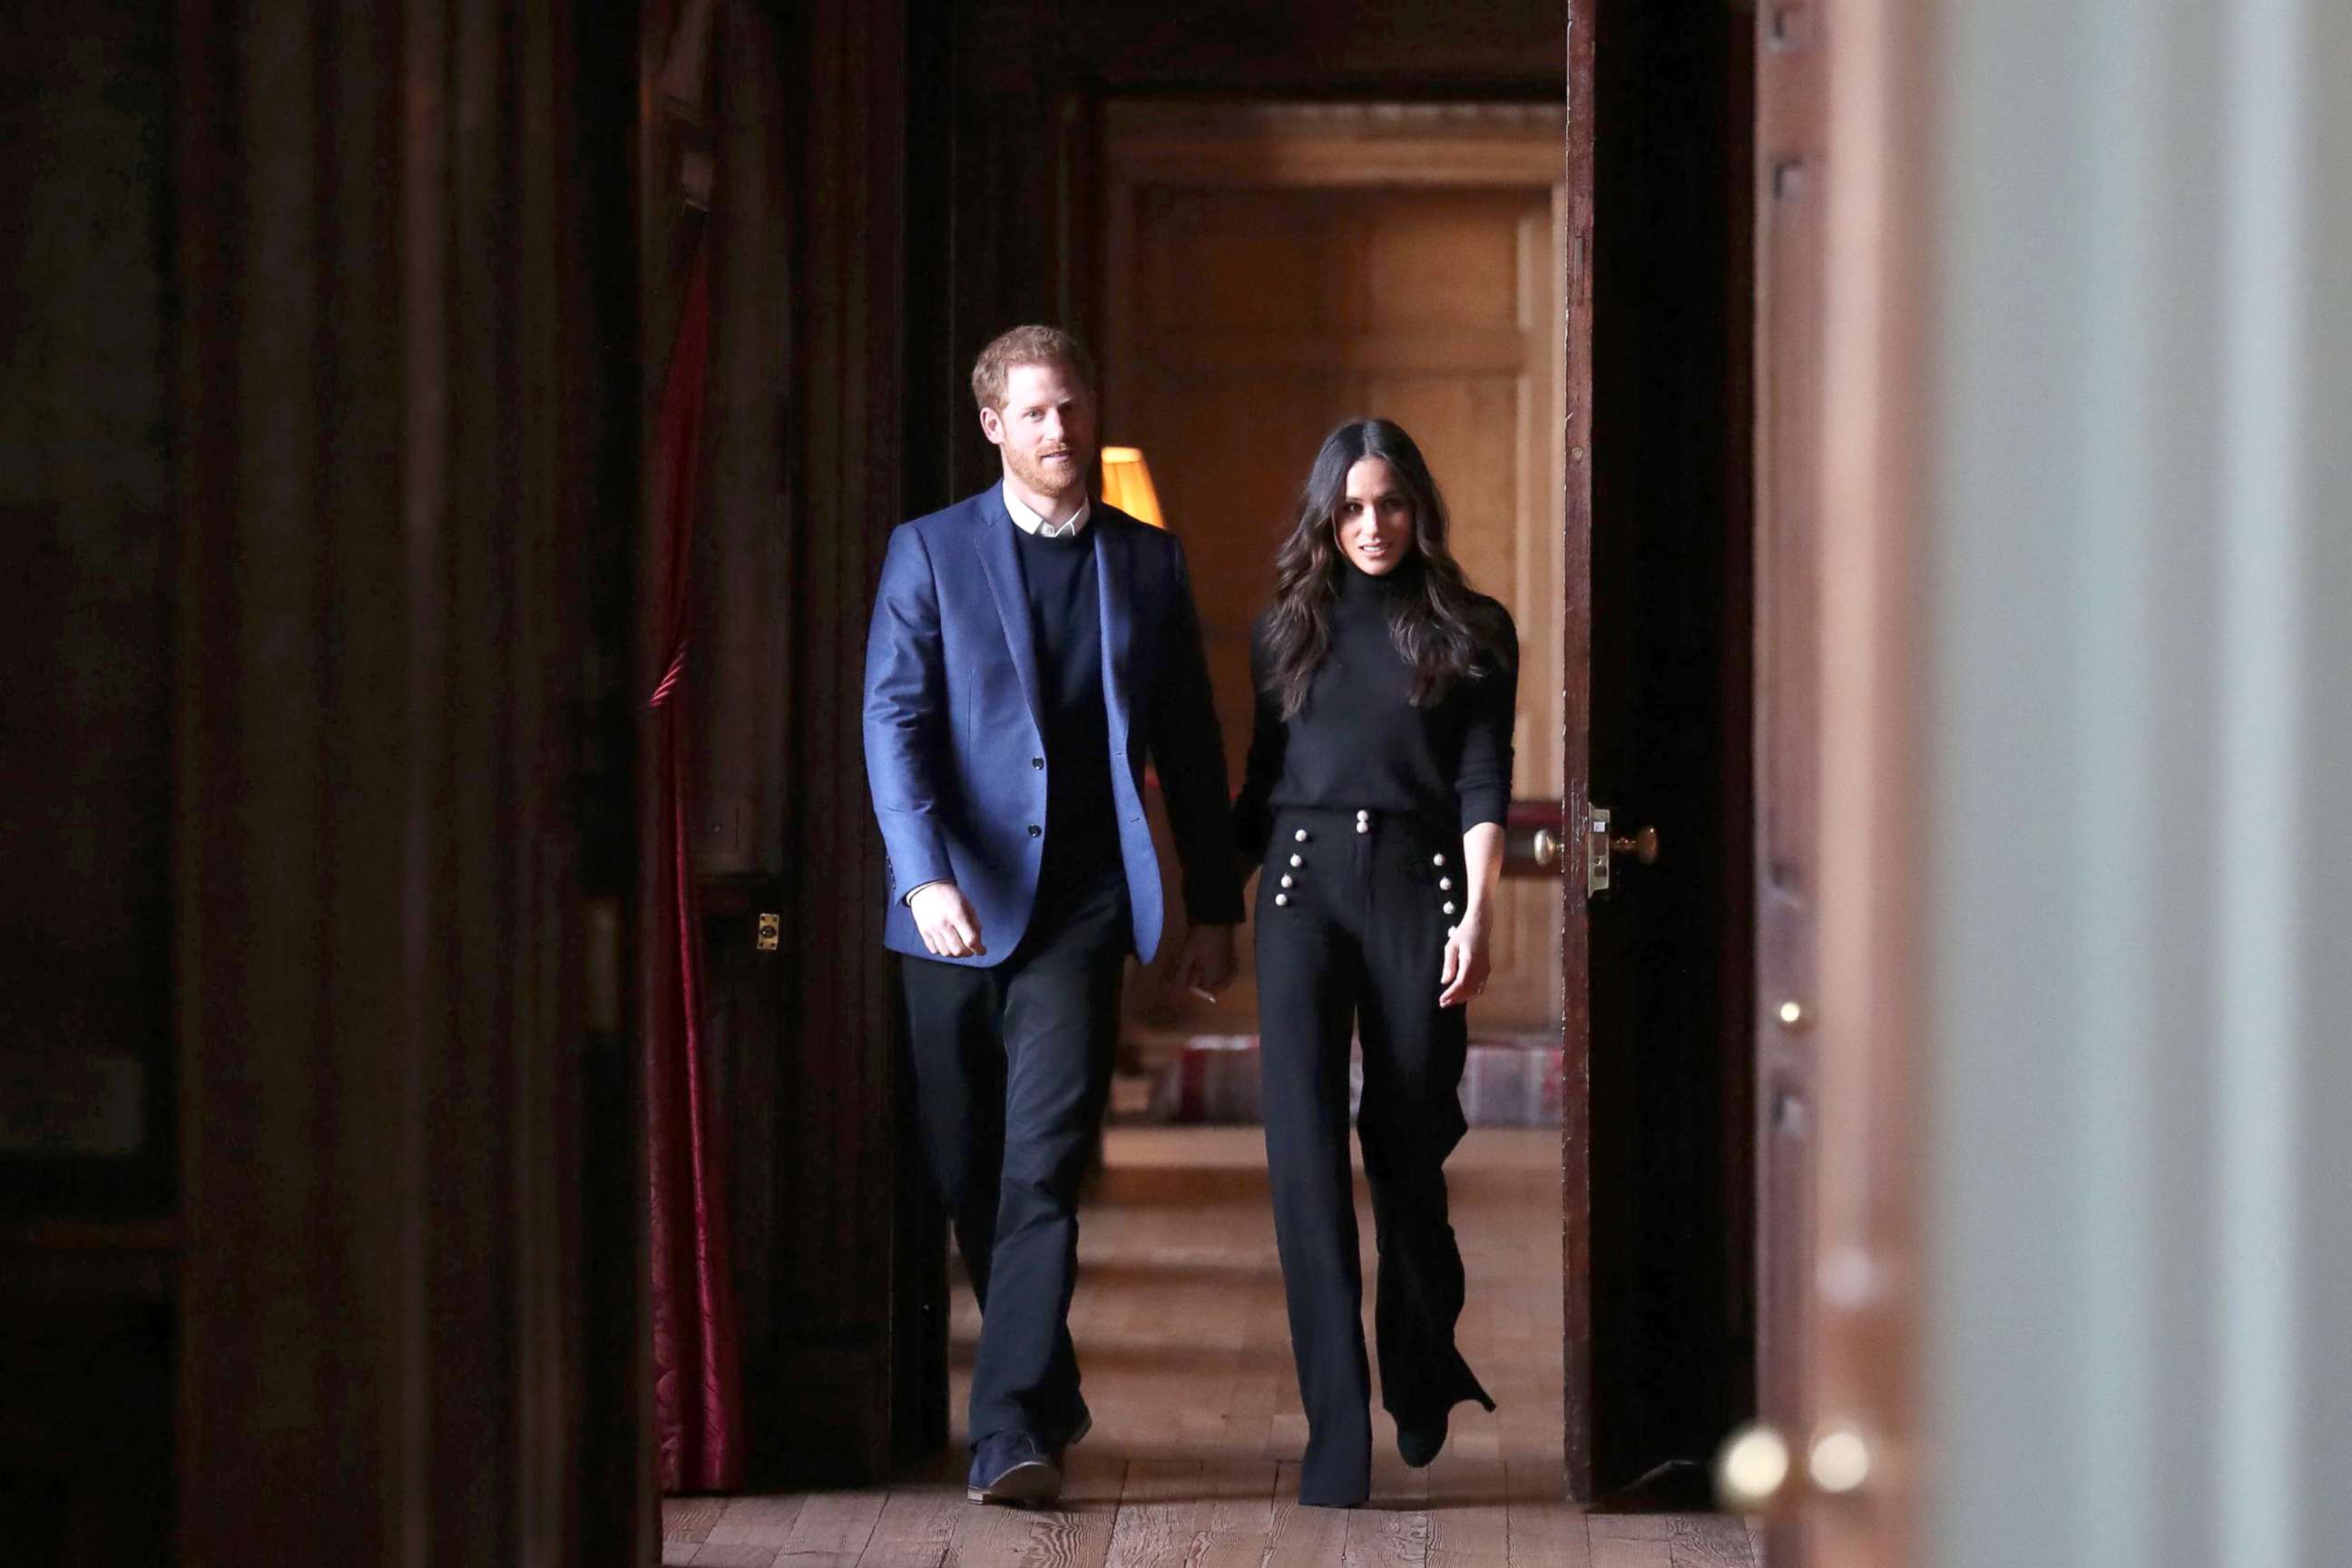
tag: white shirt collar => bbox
[1002,481,1091,540]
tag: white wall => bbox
[1926,2,2352,1565]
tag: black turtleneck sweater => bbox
[1232,559,1519,859]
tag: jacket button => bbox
[1028,824,1041,837]
[1032,756,1044,769]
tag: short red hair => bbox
[970,325,1095,413]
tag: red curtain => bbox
[645,240,745,1494]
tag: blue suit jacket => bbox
[862,486,1244,965]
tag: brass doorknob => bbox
[1583,806,1658,895]
[1611,825,1660,864]
[1533,828,1561,869]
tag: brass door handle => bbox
[1611,825,1660,864]
[1584,808,1661,896]
[1533,828,1561,869]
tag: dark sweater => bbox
[1013,523,1120,879]
[1232,558,1518,859]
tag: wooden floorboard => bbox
[664,1128,1756,1568]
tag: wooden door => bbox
[1102,102,1568,1040]
[1574,0,1759,1502]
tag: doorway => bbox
[1086,67,1757,1506]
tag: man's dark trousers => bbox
[900,858,1129,1448]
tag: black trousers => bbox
[900,859,1129,1449]
[1253,806,1494,1507]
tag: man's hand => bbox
[909,882,985,959]
[1171,922,1237,1002]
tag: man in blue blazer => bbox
[864,326,1242,1504]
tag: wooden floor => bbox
[662,1127,1759,1567]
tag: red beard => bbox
[1005,444,1087,503]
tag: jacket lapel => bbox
[970,487,1046,739]
[1093,508,1136,748]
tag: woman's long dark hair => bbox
[1261,417,1511,718]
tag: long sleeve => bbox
[1230,620,1287,862]
[1451,611,1518,832]
[1148,539,1247,926]
[861,524,957,898]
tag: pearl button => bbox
[1289,854,1303,867]
[1355,821,1369,834]
[1294,828,1309,842]
[1274,893,1289,906]
[1442,901,1456,916]
[1279,875,1293,888]
[1356,808,1370,819]
[1439,877,1453,890]
[1432,853,1446,867]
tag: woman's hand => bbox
[1438,821,1505,1007]
[1437,909,1491,1008]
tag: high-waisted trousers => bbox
[901,862,1128,1450]
[1254,805,1495,1507]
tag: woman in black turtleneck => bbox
[1234,417,1517,1510]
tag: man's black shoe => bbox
[966,1432,1063,1506]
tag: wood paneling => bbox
[1104,108,1567,1034]
[915,3,1570,507]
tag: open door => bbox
[1563,0,1759,1501]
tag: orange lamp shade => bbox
[1098,446,1166,530]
